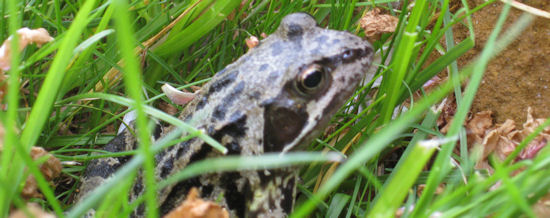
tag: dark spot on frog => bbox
[84,133,132,178]
[196,96,208,110]
[258,170,273,186]
[175,138,196,157]
[104,132,131,153]
[205,114,247,154]
[189,144,212,163]
[271,41,283,56]
[250,91,261,100]
[212,81,245,121]
[136,203,145,217]
[263,102,308,152]
[206,125,215,136]
[221,172,247,218]
[226,141,241,155]
[286,23,304,42]
[213,115,247,139]
[259,64,269,71]
[332,38,341,44]
[212,106,226,121]
[131,140,139,151]
[160,157,174,178]
[209,70,238,94]
[84,158,120,179]
[281,175,296,213]
[198,70,239,110]
[315,35,328,44]
[268,71,279,81]
[133,178,143,196]
[153,124,163,140]
[313,47,371,73]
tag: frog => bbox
[78,12,373,217]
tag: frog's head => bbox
[261,13,374,153]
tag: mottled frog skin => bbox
[79,13,373,217]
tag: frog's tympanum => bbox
[79,13,373,217]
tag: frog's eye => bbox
[297,64,327,94]
[342,49,354,60]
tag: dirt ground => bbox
[451,0,550,123]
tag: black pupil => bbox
[303,70,322,88]
[343,50,353,59]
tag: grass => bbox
[1,0,549,217]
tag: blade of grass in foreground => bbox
[368,137,443,217]
[111,0,158,217]
[0,0,23,215]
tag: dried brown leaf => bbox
[359,8,399,41]
[0,27,54,72]
[164,188,229,218]
[21,147,62,199]
[519,134,548,160]
[9,203,55,218]
[473,107,549,170]
[158,101,179,116]
[466,111,493,137]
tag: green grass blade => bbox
[159,152,342,189]
[368,137,440,217]
[0,0,23,215]
[153,0,241,56]
[326,193,351,218]
[111,0,158,216]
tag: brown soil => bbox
[452,0,550,123]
